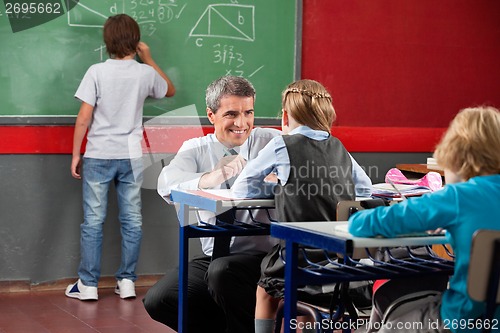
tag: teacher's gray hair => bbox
[205,76,256,112]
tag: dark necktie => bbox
[213,148,239,258]
[222,148,238,189]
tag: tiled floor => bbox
[0,287,175,333]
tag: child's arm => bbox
[136,41,176,97]
[71,102,93,179]
[230,141,279,198]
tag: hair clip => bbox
[285,88,331,100]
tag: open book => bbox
[427,157,444,171]
[371,183,431,199]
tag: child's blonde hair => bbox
[281,79,336,133]
[434,106,500,180]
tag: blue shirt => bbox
[231,126,372,198]
[348,175,500,332]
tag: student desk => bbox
[396,163,445,177]
[395,164,451,259]
[170,189,275,333]
[271,221,455,333]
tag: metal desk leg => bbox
[283,240,299,333]
[178,204,189,333]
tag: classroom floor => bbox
[0,285,353,333]
[0,287,175,333]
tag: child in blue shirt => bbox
[349,106,500,333]
[66,14,175,301]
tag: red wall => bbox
[0,125,444,154]
[302,0,500,128]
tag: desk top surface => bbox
[397,163,445,177]
[170,189,275,212]
[271,221,448,248]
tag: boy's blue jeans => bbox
[78,157,143,287]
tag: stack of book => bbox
[427,157,443,171]
[371,183,432,199]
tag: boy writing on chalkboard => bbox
[66,14,175,301]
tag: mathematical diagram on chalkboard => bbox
[189,4,255,42]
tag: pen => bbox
[387,178,408,201]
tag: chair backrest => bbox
[337,200,364,221]
[467,229,500,304]
[337,198,390,221]
[336,199,389,259]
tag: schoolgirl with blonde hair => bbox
[231,79,373,333]
[281,79,336,133]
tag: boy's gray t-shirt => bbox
[75,59,167,159]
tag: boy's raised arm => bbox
[136,41,175,97]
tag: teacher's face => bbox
[207,95,255,148]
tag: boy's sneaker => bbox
[115,278,136,299]
[65,279,98,301]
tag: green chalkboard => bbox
[0,0,299,119]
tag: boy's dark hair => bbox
[103,14,140,59]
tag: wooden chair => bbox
[467,229,500,333]
[336,199,390,260]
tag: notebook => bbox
[371,183,432,199]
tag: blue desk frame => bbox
[271,221,455,333]
[170,189,275,333]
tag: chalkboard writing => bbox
[0,0,299,119]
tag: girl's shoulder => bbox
[251,127,281,139]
